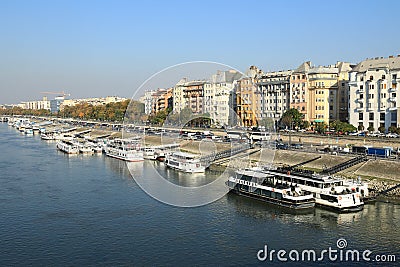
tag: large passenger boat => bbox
[56,140,79,154]
[262,167,365,212]
[226,169,315,210]
[105,138,144,162]
[165,152,205,173]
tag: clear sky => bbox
[1,0,399,104]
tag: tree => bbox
[315,122,327,134]
[378,126,386,133]
[367,126,374,132]
[388,125,397,133]
[330,120,357,133]
[280,108,303,129]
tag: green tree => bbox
[315,122,327,134]
[367,126,374,132]
[378,126,386,133]
[388,125,397,133]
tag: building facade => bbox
[290,61,311,121]
[349,56,400,131]
[256,70,291,123]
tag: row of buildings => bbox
[141,55,400,131]
[16,96,127,113]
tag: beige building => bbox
[349,55,400,131]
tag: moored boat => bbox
[165,152,205,173]
[226,169,315,210]
[262,167,364,212]
[56,140,79,154]
[105,138,144,162]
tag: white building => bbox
[141,90,156,115]
[349,56,400,132]
[256,70,292,122]
[204,70,241,126]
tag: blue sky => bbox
[1,0,399,103]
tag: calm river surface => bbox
[0,124,399,266]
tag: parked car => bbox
[276,143,289,150]
[291,143,303,149]
[386,133,399,138]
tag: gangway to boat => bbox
[74,129,92,137]
[199,143,251,167]
[61,127,77,133]
[321,155,367,175]
[290,156,322,169]
[376,183,400,196]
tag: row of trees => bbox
[147,107,212,127]
[0,100,146,123]
[0,107,51,117]
[279,108,357,134]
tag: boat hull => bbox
[231,188,315,210]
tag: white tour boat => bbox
[261,167,364,212]
[165,152,205,173]
[105,138,144,162]
[56,140,79,154]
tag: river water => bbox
[0,124,398,266]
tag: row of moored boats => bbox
[6,117,370,213]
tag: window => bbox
[369,112,374,121]
[360,85,363,90]
[360,93,364,99]
[382,75,386,79]
[359,113,363,120]
[380,113,385,121]
[391,112,397,121]
[361,76,364,82]
[370,76,373,81]
[392,74,397,80]
[330,106,333,111]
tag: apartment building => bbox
[290,61,311,121]
[256,70,291,122]
[349,56,400,131]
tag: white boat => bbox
[56,140,79,154]
[41,133,55,140]
[78,143,94,154]
[261,167,364,212]
[92,145,103,154]
[143,143,179,161]
[165,152,205,173]
[24,128,34,135]
[105,138,144,162]
[143,147,156,160]
[226,169,315,210]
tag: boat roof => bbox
[264,169,343,184]
[236,169,274,179]
[172,151,197,158]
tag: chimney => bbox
[389,55,394,58]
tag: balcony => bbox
[355,98,364,103]
[392,80,398,84]
[389,97,396,102]
[389,87,397,93]
[355,107,364,112]
[389,106,398,111]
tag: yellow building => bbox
[235,77,257,126]
[307,66,339,126]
